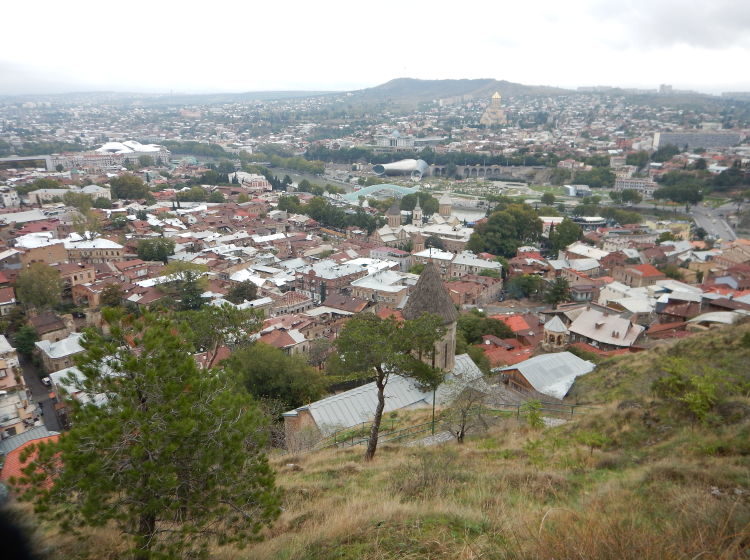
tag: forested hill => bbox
[347,77,571,104]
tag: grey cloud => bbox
[591,0,750,49]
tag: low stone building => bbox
[35,332,85,373]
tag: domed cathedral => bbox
[386,200,402,228]
[480,91,507,126]
[402,262,458,372]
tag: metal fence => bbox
[282,401,599,456]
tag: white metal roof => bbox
[497,352,595,399]
[35,332,84,359]
[284,354,483,435]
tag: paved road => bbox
[482,302,549,316]
[19,354,62,432]
[617,201,737,242]
[691,204,737,242]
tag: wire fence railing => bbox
[281,400,600,456]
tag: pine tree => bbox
[17,311,280,559]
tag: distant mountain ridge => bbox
[347,77,571,103]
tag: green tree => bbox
[99,283,125,308]
[110,174,149,200]
[55,163,65,172]
[225,280,258,304]
[548,218,583,253]
[177,186,208,202]
[163,262,207,310]
[16,177,62,196]
[659,264,685,281]
[506,274,543,299]
[16,263,62,311]
[137,155,155,167]
[63,191,92,212]
[72,209,101,237]
[400,192,439,216]
[657,231,677,244]
[478,268,501,279]
[409,263,426,275]
[520,399,544,429]
[468,204,542,257]
[692,158,707,171]
[540,192,556,205]
[335,313,446,461]
[654,184,703,210]
[180,304,261,368]
[93,197,113,209]
[277,195,302,213]
[457,309,513,344]
[137,238,175,263]
[620,189,643,204]
[13,325,38,356]
[17,311,280,559]
[425,236,445,250]
[208,190,225,203]
[544,277,571,308]
[224,342,324,409]
[625,151,650,169]
[651,144,681,163]
[573,167,615,188]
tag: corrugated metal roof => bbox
[498,352,595,399]
[284,354,484,435]
[0,425,59,456]
[291,375,432,435]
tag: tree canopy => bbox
[109,174,149,200]
[335,313,446,460]
[137,238,175,263]
[226,280,258,304]
[161,262,208,310]
[17,311,280,559]
[544,277,571,308]
[456,309,513,344]
[400,192,439,216]
[548,218,583,253]
[467,203,542,257]
[16,263,63,311]
[224,342,325,409]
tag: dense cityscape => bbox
[1,6,750,558]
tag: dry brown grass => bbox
[20,322,750,559]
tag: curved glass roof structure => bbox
[341,183,418,203]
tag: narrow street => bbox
[19,354,62,432]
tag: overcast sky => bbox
[2,0,750,95]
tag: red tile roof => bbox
[478,343,534,367]
[259,330,299,349]
[490,314,530,333]
[630,264,665,278]
[376,308,404,321]
[0,434,60,486]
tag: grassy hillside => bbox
[568,319,750,403]
[349,78,571,105]
[25,321,750,558]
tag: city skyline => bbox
[2,0,750,95]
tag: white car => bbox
[41,376,52,387]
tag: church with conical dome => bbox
[402,262,458,371]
